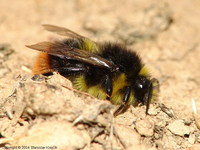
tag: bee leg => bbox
[114,86,131,117]
[102,74,112,100]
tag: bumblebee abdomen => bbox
[73,75,107,99]
[32,52,53,75]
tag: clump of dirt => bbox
[0,74,199,149]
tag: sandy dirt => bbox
[0,0,200,150]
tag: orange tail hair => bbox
[32,52,53,75]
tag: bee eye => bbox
[134,76,150,104]
[138,83,143,89]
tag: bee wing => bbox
[43,24,87,40]
[26,42,119,72]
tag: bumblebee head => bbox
[134,76,159,114]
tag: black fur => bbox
[100,42,142,76]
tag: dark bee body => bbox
[27,25,159,116]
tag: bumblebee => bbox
[26,25,159,116]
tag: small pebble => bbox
[167,120,190,136]
[135,118,155,137]
[188,134,196,144]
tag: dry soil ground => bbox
[0,0,200,150]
